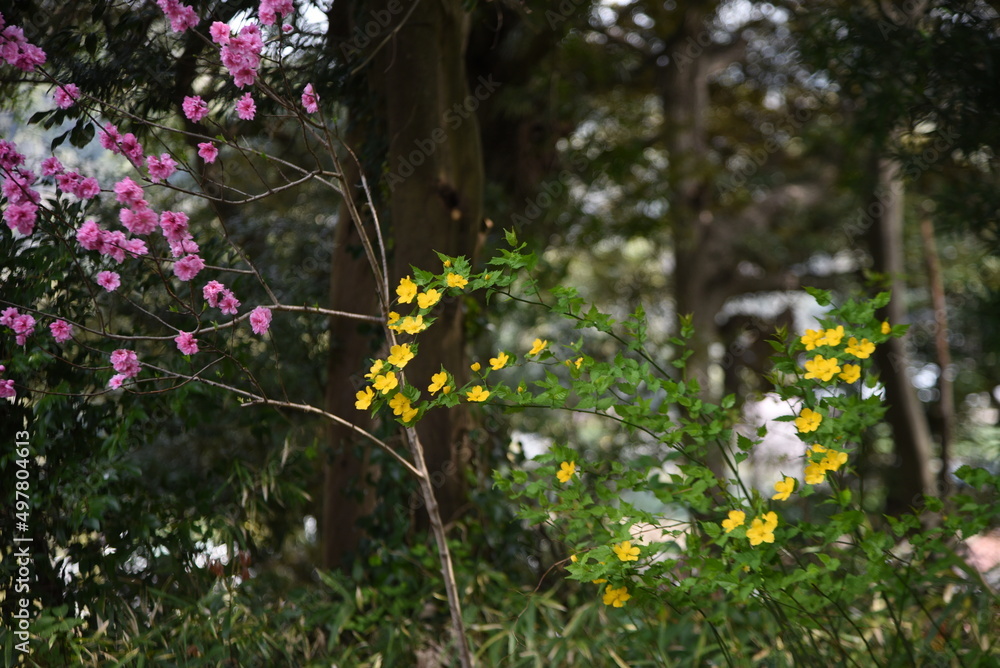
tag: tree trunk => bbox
[866,156,937,516]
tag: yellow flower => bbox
[803,355,842,382]
[401,405,418,422]
[839,363,861,384]
[809,443,827,456]
[801,329,825,350]
[417,289,441,309]
[881,320,891,335]
[389,315,426,335]
[466,385,490,402]
[387,343,414,368]
[364,359,385,379]
[772,477,795,501]
[746,516,776,546]
[428,371,449,394]
[612,540,640,562]
[447,273,468,289]
[795,407,822,433]
[761,511,778,532]
[372,371,398,395]
[846,337,875,359]
[721,510,746,533]
[820,325,845,347]
[821,449,848,473]
[602,585,631,608]
[388,392,411,416]
[528,338,548,356]
[565,356,584,369]
[387,311,400,326]
[470,362,481,372]
[443,259,452,268]
[556,461,576,483]
[490,352,510,370]
[804,462,827,485]
[355,386,374,410]
[396,276,417,304]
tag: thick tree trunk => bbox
[867,157,937,516]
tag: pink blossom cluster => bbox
[156,0,199,33]
[212,22,263,89]
[99,124,145,168]
[55,170,101,200]
[197,142,218,163]
[302,83,319,114]
[183,95,209,122]
[0,13,47,72]
[175,331,199,355]
[108,349,141,388]
[1,140,40,236]
[49,319,73,343]
[203,280,240,315]
[1,307,35,346]
[147,153,178,183]
[114,176,157,237]
[259,0,294,26]
[236,92,256,120]
[54,83,80,109]
[249,305,272,334]
[0,364,15,399]
[97,270,121,291]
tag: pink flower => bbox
[302,83,319,113]
[259,0,294,26]
[76,220,105,252]
[40,156,63,176]
[0,307,18,327]
[110,349,140,377]
[123,238,148,258]
[249,306,272,334]
[3,169,39,204]
[107,374,125,389]
[210,21,230,44]
[119,206,158,235]
[11,313,35,337]
[156,0,199,33]
[175,331,199,355]
[159,210,189,242]
[174,254,205,281]
[49,320,73,343]
[97,270,121,291]
[0,19,46,72]
[55,171,81,194]
[53,83,80,108]
[147,153,178,182]
[99,124,122,153]
[169,237,199,258]
[203,280,226,307]
[236,92,256,120]
[101,230,128,263]
[0,139,25,170]
[282,24,293,34]
[197,142,218,163]
[118,133,145,166]
[114,177,146,207]
[3,202,37,235]
[219,290,241,315]
[0,378,15,399]
[74,176,101,199]
[220,26,263,88]
[182,95,209,122]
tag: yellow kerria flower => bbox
[372,371,398,395]
[612,540,640,562]
[746,516,776,546]
[402,405,418,422]
[556,461,576,483]
[820,325,845,347]
[417,289,441,309]
[490,352,510,370]
[447,273,468,289]
[821,449,848,472]
[804,462,827,485]
[602,585,631,608]
[761,511,778,532]
[721,510,746,533]
[466,385,490,402]
[881,320,891,335]
[365,359,385,379]
[803,355,842,382]
[387,344,414,368]
[387,311,400,326]
[846,337,875,359]
[801,329,825,350]
[428,371,449,394]
[390,315,426,335]
[772,477,795,501]
[470,362,481,372]
[388,392,411,416]
[396,276,417,304]
[809,443,827,456]
[839,363,861,384]
[529,338,548,356]
[795,407,822,433]
[355,386,374,410]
